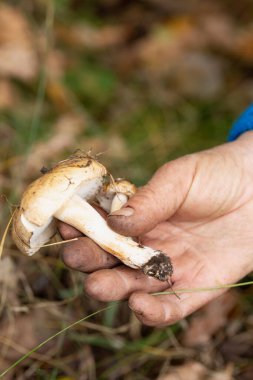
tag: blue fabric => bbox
[228,104,253,141]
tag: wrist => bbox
[237,130,253,142]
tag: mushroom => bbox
[96,178,137,213]
[12,153,173,282]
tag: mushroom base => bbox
[142,252,173,282]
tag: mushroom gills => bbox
[20,214,57,256]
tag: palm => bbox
[128,193,253,325]
[142,202,253,292]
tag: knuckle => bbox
[61,239,88,270]
[84,274,98,296]
[84,272,116,302]
[128,185,155,208]
[61,245,76,268]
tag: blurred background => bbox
[1,0,253,379]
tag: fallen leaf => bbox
[182,292,237,347]
[0,4,38,80]
[220,330,253,361]
[0,257,20,312]
[24,114,85,176]
[158,362,234,380]
[0,305,63,362]
[167,52,224,98]
[0,80,18,109]
[234,27,253,63]
[135,17,206,74]
[158,362,206,380]
[57,23,129,50]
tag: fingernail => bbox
[109,206,134,217]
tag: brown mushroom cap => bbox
[21,154,107,227]
[96,178,137,213]
[103,179,137,197]
[12,207,57,255]
[12,153,107,255]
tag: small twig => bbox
[39,238,78,248]
[0,194,19,209]
[0,212,15,260]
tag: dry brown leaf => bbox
[220,330,253,361]
[0,358,12,380]
[168,52,224,98]
[106,134,129,161]
[182,292,237,347]
[136,17,206,74]
[158,362,206,380]
[199,14,235,50]
[0,4,38,80]
[210,367,234,380]
[0,306,62,362]
[0,80,18,109]
[56,23,129,50]
[24,114,85,176]
[158,362,234,380]
[46,79,75,112]
[0,257,20,312]
[234,27,253,63]
[47,49,69,80]
[0,257,18,291]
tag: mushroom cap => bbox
[96,178,137,213]
[103,179,137,197]
[12,207,57,255]
[12,153,107,255]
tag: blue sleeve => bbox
[228,104,253,141]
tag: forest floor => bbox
[1,1,253,379]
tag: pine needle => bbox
[0,304,117,378]
[40,238,78,248]
[152,280,253,296]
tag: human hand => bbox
[58,132,253,326]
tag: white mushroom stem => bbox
[110,193,128,213]
[55,194,161,269]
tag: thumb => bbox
[107,154,197,236]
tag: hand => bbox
[58,132,253,326]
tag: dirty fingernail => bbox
[109,207,134,217]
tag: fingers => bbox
[84,242,188,302]
[82,245,225,326]
[129,283,225,327]
[84,265,224,326]
[129,292,183,326]
[61,237,119,273]
[107,155,197,236]
[58,221,83,240]
[58,205,113,272]
[84,266,169,302]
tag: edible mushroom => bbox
[12,153,173,282]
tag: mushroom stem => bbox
[54,194,173,280]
